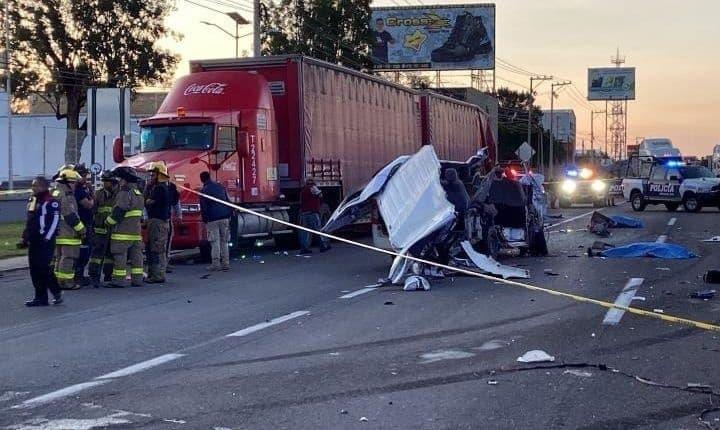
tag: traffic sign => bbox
[90,163,103,175]
[515,142,535,162]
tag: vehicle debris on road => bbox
[403,275,431,291]
[690,289,716,300]
[517,350,556,363]
[704,270,720,284]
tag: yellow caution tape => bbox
[179,185,720,332]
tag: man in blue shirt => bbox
[199,171,233,271]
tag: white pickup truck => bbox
[622,159,720,212]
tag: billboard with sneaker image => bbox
[370,4,495,71]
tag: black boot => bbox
[431,12,492,63]
[25,299,49,307]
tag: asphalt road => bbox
[1,204,720,429]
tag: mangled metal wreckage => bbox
[324,146,546,287]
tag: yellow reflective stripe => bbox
[106,217,117,225]
[94,227,108,234]
[89,258,103,264]
[125,210,143,217]
[54,271,75,280]
[73,221,85,232]
[98,206,112,213]
[111,233,142,241]
[56,238,81,245]
[133,189,142,195]
[130,268,144,275]
[51,190,60,197]
[112,269,127,277]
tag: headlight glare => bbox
[561,180,577,194]
[591,180,606,192]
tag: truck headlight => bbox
[580,168,593,179]
[561,180,577,194]
[591,180,606,192]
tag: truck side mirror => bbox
[237,132,250,157]
[113,137,125,163]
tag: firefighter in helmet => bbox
[53,168,86,289]
[105,166,145,288]
[88,170,119,287]
[144,161,171,283]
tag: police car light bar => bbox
[665,160,685,167]
[566,169,578,177]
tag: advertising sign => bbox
[587,67,636,100]
[370,4,495,71]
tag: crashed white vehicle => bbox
[323,146,538,285]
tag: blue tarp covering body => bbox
[608,215,644,228]
[600,242,696,259]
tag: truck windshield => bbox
[679,166,715,179]
[140,124,214,152]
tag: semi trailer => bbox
[113,55,496,252]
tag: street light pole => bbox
[253,0,261,57]
[4,0,12,189]
[549,80,571,179]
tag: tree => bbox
[495,87,567,165]
[261,0,373,71]
[8,0,179,163]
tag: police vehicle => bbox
[556,165,612,208]
[622,158,720,212]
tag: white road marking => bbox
[226,311,309,337]
[420,350,475,364]
[603,278,644,326]
[667,217,677,226]
[656,235,668,243]
[14,381,109,409]
[339,285,379,299]
[95,354,185,380]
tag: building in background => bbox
[541,109,576,160]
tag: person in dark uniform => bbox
[371,18,396,64]
[20,177,64,307]
[73,163,95,286]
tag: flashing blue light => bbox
[566,169,578,177]
[665,161,685,167]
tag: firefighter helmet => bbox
[51,164,76,181]
[74,163,90,177]
[100,170,118,182]
[148,161,169,177]
[56,168,81,182]
[112,166,141,183]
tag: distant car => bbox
[638,138,681,158]
[556,165,612,208]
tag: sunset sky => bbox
[167,0,720,156]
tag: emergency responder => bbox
[73,163,95,285]
[19,177,64,306]
[88,170,118,287]
[105,166,145,288]
[144,162,171,283]
[53,168,86,290]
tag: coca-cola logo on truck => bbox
[183,82,227,96]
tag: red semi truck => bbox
[113,55,495,252]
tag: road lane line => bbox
[13,381,109,409]
[668,217,677,226]
[95,354,185,380]
[603,278,644,326]
[226,311,309,337]
[339,285,379,299]
[656,235,668,243]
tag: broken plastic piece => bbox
[460,241,530,279]
[517,350,555,363]
[403,275,431,291]
[544,269,559,276]
[702,236,720,242]
[690,289,716,300]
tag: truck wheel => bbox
[682,194,702,213]
[630,192,646,212]
[665,203,679,212]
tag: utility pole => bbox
[527,75,552,164]
[253,0,261,57]
[590,109,606,156]
[549,80,571,179]
[4,0,12,189]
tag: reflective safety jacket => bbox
[106,184,144,242]
[93,187,117,236]
[53,182,85,246]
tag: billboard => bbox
[370,4,495,71]
[587,67,636,100]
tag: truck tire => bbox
[630,191,646,212]
[665,203,679,212]
[682,193,702,213]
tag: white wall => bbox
[0,112,143,183]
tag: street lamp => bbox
[200,11,249,57]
